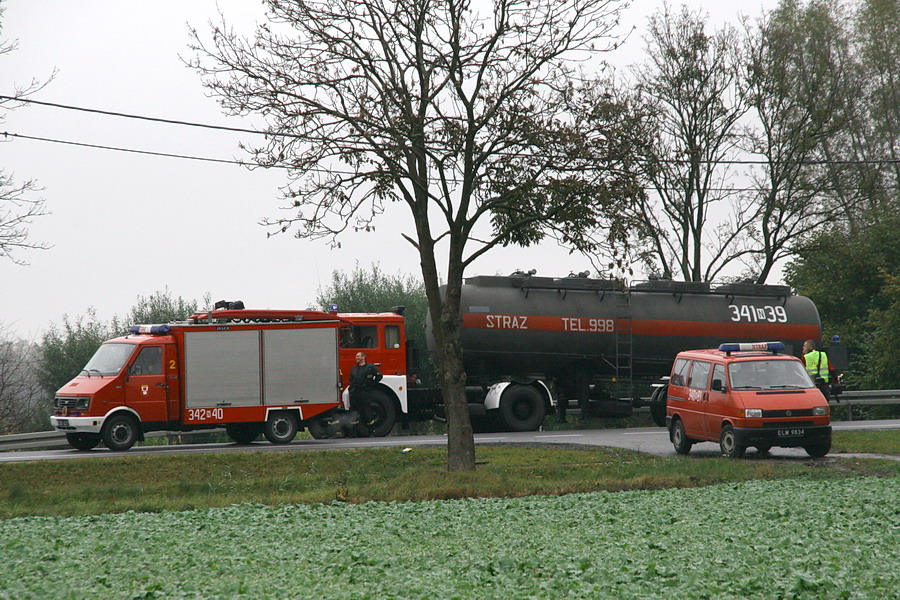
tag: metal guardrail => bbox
[834,389,900,421]
[0,390,896,451]
[0,429,225,452]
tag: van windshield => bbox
[81,343,136,377]
[728,359,814,390]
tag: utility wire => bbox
[5,94,900,168]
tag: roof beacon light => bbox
[719,341,784,355]
[129,324,171,335]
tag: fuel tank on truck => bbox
[429,275,821,380]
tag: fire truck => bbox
[50,307,345,451]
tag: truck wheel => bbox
[225,424,260,444]
[66,433,101,451]
[649,385,668,427]
[367,390,397,437]
[671,419,692,455]
[306,416,333,439]
[264,412,298,444]
[498,385,546,432]
[719,425,745,458]
[804,440,831,458]
[102,413,139,451]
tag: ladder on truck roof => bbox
[187,309,344,325]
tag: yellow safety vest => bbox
[804,350,830,382]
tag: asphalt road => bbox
[2,419,898,464]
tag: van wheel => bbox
[226,424,260,444]
[649,385,668,427]
[498,385,546,432]
[804,440,831,458]
[66,433,101,451]
[671,419,692,455]
[102,413,139,451]
[264,412,298,444]
[720,425,745,458]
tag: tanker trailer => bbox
[424,274,821,431]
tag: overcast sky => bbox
[1,0,776,339]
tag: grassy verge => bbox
[831,429,900,454]
[2,438,898,519]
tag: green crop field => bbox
[1,477,897,600]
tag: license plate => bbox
[57,419,69,427]
[777,428,805,437]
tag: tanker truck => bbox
[308,272,821,436]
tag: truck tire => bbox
[367,390,397,437]
[498,385,546,432]
[671,418,692,455]
[264,412,298,444]
[306,416,333,439]
[649,385,668,427]
[102,413,139,451]
[66,433,101,451]
[719,424,745,458]
[225,423,260,444]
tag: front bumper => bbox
[50,415,106,434]
[735,424,831,448]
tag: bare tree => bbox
[0,1,51,264]
[189,0,643,470]
[0,325,46,434]
[738,0,853,282]
[629,5,750,282]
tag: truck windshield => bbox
[728,360,814,390]
[81,343,136,376]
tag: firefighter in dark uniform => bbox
[349,351,383,436]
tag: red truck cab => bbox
[665,342,831,458]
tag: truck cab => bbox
[665,342,831,458]
[50,326,179,451]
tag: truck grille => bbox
[54,397,90,410]
[762,409,814,418]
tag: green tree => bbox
[37,310,114,398]
[784,206,900,389]
[122,288,207,332]
[189,0,644,470]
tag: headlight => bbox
[741,408,763,418]
[813,406,829,416]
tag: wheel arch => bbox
[103,407,144,441]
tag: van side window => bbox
[130,346,162,375]
[385,325,401,349]
[671,358,691,386]
[688,361,711,390]
[712,364,727,390]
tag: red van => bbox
[665,342,831,458]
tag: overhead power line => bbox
[5,94,900,168]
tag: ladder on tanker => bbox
[614,291,634,404]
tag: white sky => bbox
[1,0,777,340]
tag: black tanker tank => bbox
[447,274,821,382]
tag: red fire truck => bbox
[50,308,347,451]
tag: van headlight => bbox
[741,409,763,418]
[813,406,829,416]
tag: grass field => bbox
[1,430,898,519]
[1,477,897,599]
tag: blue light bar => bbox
[719,341,784,354]
[129,324,171,335]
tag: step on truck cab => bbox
[665,342,831,458]
[50,309,345,451]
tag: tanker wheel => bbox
[366,390,397,438]
[225,423,260,445]
[671,418,692,455]
[264,412,298,444]
[66,433,101,451]
[719,425,745,458]
[498,385,546,432]
[649,385,668,427]
[102,413,139,452]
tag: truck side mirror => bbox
[712,379,725,392]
